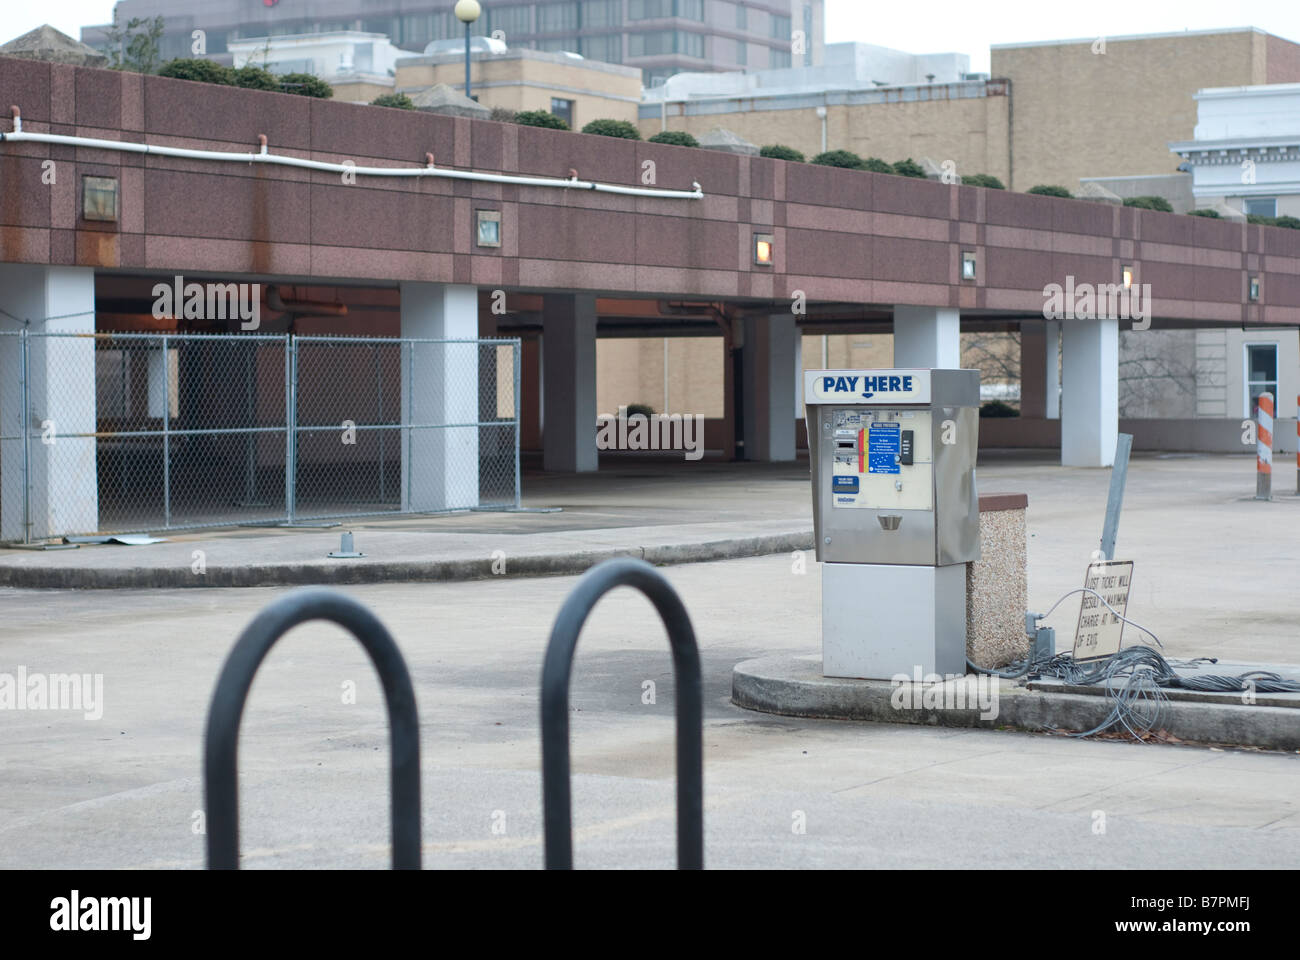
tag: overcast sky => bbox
[9,0,1300,74]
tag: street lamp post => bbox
[454,0,483,100]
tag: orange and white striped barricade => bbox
[1256,391,1274,501]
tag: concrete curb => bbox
[732,655,1300,751]
[0,531,815,589]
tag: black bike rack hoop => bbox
[203,588,422,869]
[540,557,704,869]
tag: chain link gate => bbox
[0,330,521,543]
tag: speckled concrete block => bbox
[967,494,1028,669]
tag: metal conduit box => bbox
[804,368,981,679]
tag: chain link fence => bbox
[0,331,520,543]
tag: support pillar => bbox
[542,293,598,472]
[399,282,480,510]
[1061,316,1118,467]
[1045,320,1060,419]
[741,314,797,461]
[893,305,961,368]
[0,265,98,541]
[1019,323,1046,418]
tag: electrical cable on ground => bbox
[967,586,1300,742]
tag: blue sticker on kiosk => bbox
[868,422,900,474]
[832,476,859,494]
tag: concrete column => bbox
[893,305,961,368]
[1061,316,1119,467]
[0,265,98,541]
[542,293,598,472]
[399,282,480,510]
[741,314,797,461]
[1019,323,1046,418]
[1045,320,1060,419]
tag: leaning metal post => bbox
[1099,432,1133,560]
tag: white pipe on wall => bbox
[0,121,704,200]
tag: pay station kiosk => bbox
[805,369,981,679]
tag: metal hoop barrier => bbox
[203,588,422,869]
[540,558,704,869]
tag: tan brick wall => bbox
[597,338,725,417]
[330,80,397,104]
[1266,32,1300,83]
[992,33,1268,191]
[395,57,640,126]
[640,93,1010,184]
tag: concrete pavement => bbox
[1,452,1298,868]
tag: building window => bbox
[581,0,623,28]
[769,48,791,69]
[629,0,673,20]
[476,210,502,248]
[628,31,675,57]
[535,37,579,52]
[537,2,578,32]
[581,33,623,63]
[678,0,705,21]
[1246,344,1279,417]
[803,3,813,66]
[678,31,704,58]
[1244,197,1278,218]
[490,6,532,37]
[737,4,748,30]
[771,14,791,40]
[550,97,575,128]
[82,176,119,222]
[736,40,747,66]
[400,14,435,46]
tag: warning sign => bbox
[867,422,900,474]
[1072,560,1134,661]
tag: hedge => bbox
[892,158,926,178]
[230,65,279,91]
[1123,195,1174,212]
[811,149,865,169]
[515,110,569,130]
[962,173,1005,189]
[1247,214,1300,229]
[158,58,233,85]
[648,130,699,147]
[277,73,332,98]
[157,60,332,98]
[760,144,805,162]
[581,118,641,139]
[1027,184,1072,198]
[979,401,1019,418]
[371,93,415,110]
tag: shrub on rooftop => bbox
[581,118,641,139]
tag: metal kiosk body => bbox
[805,368,981,679]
